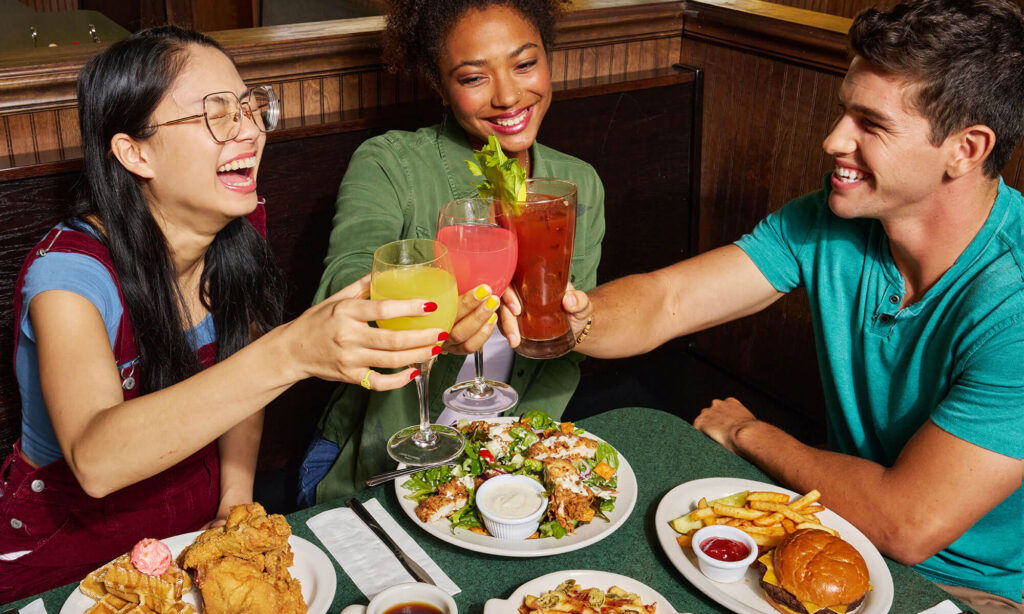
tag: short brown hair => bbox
[850,0,1024,177]
[382,0,570,91]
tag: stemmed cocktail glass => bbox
[371,239,465,465]
[436,197,519,415]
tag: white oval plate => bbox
[60,531,336,614]
[395,417,637,557]
[654,477,894,614]
[483,569,682,614]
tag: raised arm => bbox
[32,276,442,498]
[500,244,784,358]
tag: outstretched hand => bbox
[444,284,501,355]
[693,397,759,455]
[498,282,592,348]
[282,275,444,390]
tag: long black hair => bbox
[71,26,283,394]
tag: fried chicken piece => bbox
[527,434,598,461]
[197,557,304,614]
[179,503,291,573]
[415,477,470,523]
[543,459,596,532]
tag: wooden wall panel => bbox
[767,0,900,18]
[0,2,685,172]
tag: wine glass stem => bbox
[469,349,491,396]
[413,359,436,447]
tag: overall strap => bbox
[11,227,141,399]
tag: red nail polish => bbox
[423,302,438,313]
[431,345,442,355]
[409,369,420,379]
[437,331,450,342]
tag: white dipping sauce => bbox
[479,480,545,519]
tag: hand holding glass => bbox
[371,239,465,465]
[436,197,519,414]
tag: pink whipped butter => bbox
[130,538,171,576]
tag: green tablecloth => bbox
[8,407,964,613]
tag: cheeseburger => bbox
[753,529,870,614]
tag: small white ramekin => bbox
[475,474,548,540]
[691,525,758,583]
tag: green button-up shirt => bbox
[312,119,606,502]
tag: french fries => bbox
[668,488,833,553]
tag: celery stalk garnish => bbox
[465,135,527,215]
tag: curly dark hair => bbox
[383,0,571,90]
[849,0,1024,177]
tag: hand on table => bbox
[281,274,442,390]
[498,282,592,348]
[693,397,759,455]
[443,284,501,355]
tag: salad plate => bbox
[483,569,683,614]
[654,477,894,614]
[395,414,637,557]
[60,531,336,614]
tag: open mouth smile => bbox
[216,153,257,193]
[486,106,533,135]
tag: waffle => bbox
[80,551,195,614]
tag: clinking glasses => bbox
[152,85,280,143]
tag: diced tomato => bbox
[479,449,495,463]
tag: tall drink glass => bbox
[504,178,578,359]
[371,239,465,465]
[436,198,519,414]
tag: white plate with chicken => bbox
[394,412,637,557]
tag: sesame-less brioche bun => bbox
[758,529,870,614]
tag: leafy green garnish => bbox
[466,135,527,213]
[538,519,568,539]
[401,464,456,502]
[520,409,559,431]
[595,441,620,471]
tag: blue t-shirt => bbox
[735,177,1024,600]
[16,224,215,466]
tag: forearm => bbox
[215,410,263,516]
[577,246,782,359]
[66,326,296,497]
[733,420,931,564]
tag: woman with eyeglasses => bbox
[0,26,442,601]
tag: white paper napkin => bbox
[17,598,46,614]
[306,498,460,599]
[916,599,962,614]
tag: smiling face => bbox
[140,44,265,231]
[436,5,552,160]
[822,56,952,222]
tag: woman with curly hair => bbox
[299,0,606,503]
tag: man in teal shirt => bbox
[501,0,1024,608]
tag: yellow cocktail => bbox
[370,238,465,465]
[371,267,457,332]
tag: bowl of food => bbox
[690,525,757,583]
[475,474,548,540]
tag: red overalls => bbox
[0,206,266,602]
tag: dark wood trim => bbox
[683,0,851,73]
[0,158,82,182]
[552,66,695,100]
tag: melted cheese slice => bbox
[757,553,848,614]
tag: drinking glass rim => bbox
[524,177,578,202]
[373,238,449,267]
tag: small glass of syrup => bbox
[384,603,444,614]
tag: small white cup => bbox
[475,474,548,540]
[691,525,758,583]
[340,582,457,614]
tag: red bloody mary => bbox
[506,179,577,359]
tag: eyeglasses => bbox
[151,85,279,143]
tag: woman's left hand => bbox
[202,492,254,529]
[444,284,501,355]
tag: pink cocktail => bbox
[436,224,517,295]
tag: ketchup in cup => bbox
[700,536,751,562]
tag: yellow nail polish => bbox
[485,296,500,310]
[473,285,489,300]
[487,312,498,324]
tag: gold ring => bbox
[360,369,376,390]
